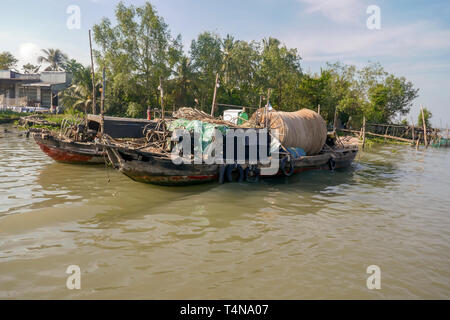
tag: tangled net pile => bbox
[173,107,237,127]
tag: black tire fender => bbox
[245,165,260,183]
[328,157,336,171]
[219,165,227,184]
[226,164,244,183]
[281,156,295,177]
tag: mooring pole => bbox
[421,106,428,147]
[362,116,366,150]
[159,77,165,120]
[89,29,96,115]
[100,67,105,134]
[210,73,219,116]
[265,88,271,129]
[333,107,338,132]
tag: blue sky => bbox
[1,0,449,126]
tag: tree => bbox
[0,51,18,70]
[63,59,84,75]
[418,108,432,129]
[257,38,302,110]
[93,1,182,117]
[59,65,100,113]
[321,62,419,127]
[22,63,40,74]
[37,49,68,71]
[169,56,196,107]
[190,31,223,110]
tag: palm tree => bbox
[172,56,196,107]
[37,49,68,71]
[220,34,239,85]
[60,65,99,113]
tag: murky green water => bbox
[0,124,449,299]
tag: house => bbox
[0,70,72,112]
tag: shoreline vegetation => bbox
[2,1,424,132]
[1,1,443,150]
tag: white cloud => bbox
[297,0,365,23]
[282,21,450,62]
[18,43,41,65]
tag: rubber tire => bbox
[226,164,244,183]
[281,157,295,177]
[245,165,260,183]
[328,158,336,171]
[219,165,227,184]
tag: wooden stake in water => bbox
[421,106,428,147]
[362,116,366,150]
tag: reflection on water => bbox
[0,124,449,299]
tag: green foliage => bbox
[418,108,432,128]
[86,1,420,124]
[297,62,419,127]
[37,49,68,71]
[126,102,145,118]
[0,51,18,70]
[59,65,100,114]
[93,1,182,117]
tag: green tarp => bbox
[167,119,229,154]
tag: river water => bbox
[0,123,449,299]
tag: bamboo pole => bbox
[210,73,219,116]
[89,29,96,115]
[421,106,428,147]
[411,117,415,141]
[159,77,164,120]
[362,116,366,149]
[265,89,271,129]
[338,129,414,143]
[317,104,321,115]
[100,67,105,134]
[333,107,338,132]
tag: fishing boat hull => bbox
[33,132,105,164]
[105,147,219,185]
[31,116,157,165]
[105,145,358,186]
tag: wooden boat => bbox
[104,140,358,186]
[32,115,156,164]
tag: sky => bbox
[1,0,449,127]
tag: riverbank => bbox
[0,111,28,124]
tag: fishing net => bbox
[251,108,327,155]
